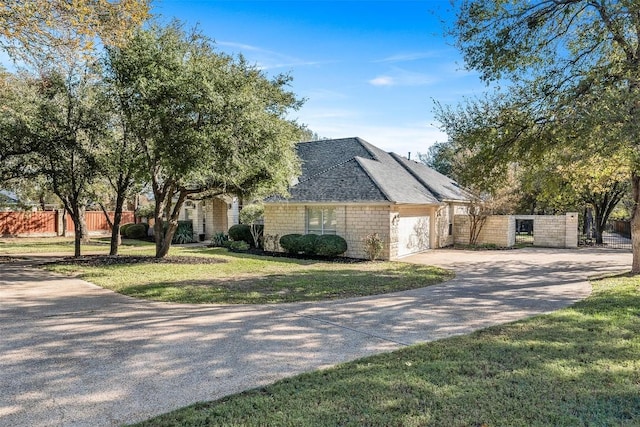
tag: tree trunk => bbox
[109,194,125,256]
[78,206,90,243]
[631,174,640,273]
[593,205,604,245]
[71,207,83,258]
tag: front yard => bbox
[2,239,453,304]
[132,272,640,426]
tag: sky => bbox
[153,0,489,158]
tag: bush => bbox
[314,234,348,257]
[172,221,195,244]
[363,233,384,261]
[119,222,135,237]
[125,223,148,239]
[227,240,250,252]
[229,224,264,247]
[211,232,229,247]
[279,234,304,254]
[299,234,319,254]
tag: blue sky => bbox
[154,0,488,157]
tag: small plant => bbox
[227,240,250,252]
[211,232,229,247]
[239,203,264,249]
[120,222,135,237]
[172,221,195,244]
[363,233,384,261]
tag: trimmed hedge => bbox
[279,234,304,254]
[119,222,135,237]
[229,223,263,248]
[125,223,148,239]
[315,234,348,257]
[279,233,347,257]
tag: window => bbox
[306,207,337,235]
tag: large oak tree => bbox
[106,23,304,258]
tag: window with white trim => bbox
[306,207,337,235]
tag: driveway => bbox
[0,248,631,426]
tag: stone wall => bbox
[454,215,515,247]
[454,213,578,248]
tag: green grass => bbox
[0,236,153,254]
[45,247,454,303]
[131,273,640,427]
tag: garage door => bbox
[397,216,430,257]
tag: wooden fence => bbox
[0,210,135,236]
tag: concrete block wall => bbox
[263,204,306,251]
[530,213,578,248]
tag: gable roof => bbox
[268,137,471,204]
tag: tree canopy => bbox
[449,0,640,270]
[0,0,149,60]
[106,23,305,257]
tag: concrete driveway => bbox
[0,248,631,426]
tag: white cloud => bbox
[375,51,441,63]
[369,68,437,87]
[216,40,326,70]
[369,75,396,86]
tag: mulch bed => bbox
[51,255,227,267]
[231,247,368,264]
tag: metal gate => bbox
[515,218,534,246]
[579,219,631,250]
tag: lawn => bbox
[44,246,454,303]
[0,236,153,254]
[132,273,640,426]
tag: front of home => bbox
[263,137,472,260]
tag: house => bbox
[177,195,239,240]
[263,137,472,259]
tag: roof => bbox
[267,137,471,204]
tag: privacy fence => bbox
[0,210,135,237]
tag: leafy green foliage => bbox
[314,235,348,257]
[363,232,384,261]
[210,232,229,247]
[119,223,134,237]
[299,234,319,254]
[279,233,304,254]
[227,240,250,252]
[228,224,254,247]
[124,223,148,240]
[171,221,195,244]
[105,23,305,258]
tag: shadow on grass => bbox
[133,275,640,427]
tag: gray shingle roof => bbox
[268,137,470,204]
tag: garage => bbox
[397,215,430,257]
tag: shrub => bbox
[363,232,384,261]
[314,234,348,257]
[211,232,229,247]
[125,223,148,239]
[227,240,250,252]
[119,222,135,237]
[228,224,256,247]
[172,221,195,244]
[299,233,319,254]
[279,234,304,254]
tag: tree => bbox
[0,0,149,61]
[106,23,304,258]
[239,203,264,249]
[451,0,640,271]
